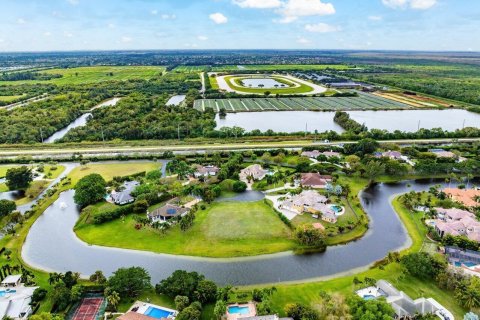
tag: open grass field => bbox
[194,91,412,112]
[173,65,208,72]
[75,200,296,258]
[0,94,26,102]
[68,162,160,184]
[0,66,165,85]
[211,64,351,72]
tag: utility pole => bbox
[101,126,105,146]
[40,128,44,143]
[177,123,180,141]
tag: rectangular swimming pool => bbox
[228,306,250,315]
[144,306,174,319]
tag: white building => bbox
[0,275,38,320]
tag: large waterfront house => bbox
[193,165,219,178]
[0,275,38,320]
[356,280,453,319]
[300,173,332,189]
[374,150,415,166]
[240,164,269,181]
[148,200,189,223]
[429,149,466,162]
[433,207,480,242]
[280,190,337,223]
[109,181,140,205]
[443,188,480,208]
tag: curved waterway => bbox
[22,179,450,286]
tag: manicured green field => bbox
[75,200,296,257]
[211,64,350,72]
[0,66,165,85]
[194,91,412,112]
[224,75,315,95]
[68,162,160,184]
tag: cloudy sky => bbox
[0,0,479,52]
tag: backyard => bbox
[68,162,161,184]
[74,200,296,258]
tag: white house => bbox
[0,275,38,320]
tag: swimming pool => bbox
[228,306,250,315]
[330,205,344,216]
[362,295,376,300]
[0,289,16,297]
[455,261,478,268]
[144,306,174,319]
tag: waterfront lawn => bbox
[68,162,160,184]
[75,200,296,257]
[0,165,18,177]
[15,180,50,205]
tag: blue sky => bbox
[0,0,479,52]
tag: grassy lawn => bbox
[209,75,219,89]
[68,162,160,184]
[0,66,165,85]
[0,165,18,177]
[75,200,296,257]
[15,180,50,205]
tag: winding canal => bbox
[21,176,452,286]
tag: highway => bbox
[0,137,478,159]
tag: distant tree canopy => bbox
[74,173,107,207]
[5,166,33,191]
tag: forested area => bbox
[0,92,109,144]
[60,93,216,142]
[0,71,62,82]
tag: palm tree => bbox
[107,291,121,311]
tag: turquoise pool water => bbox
[331,205,343,215]
[455,261,478,268]
[0,289,16,297]
[363,295,376,300]
[144,306,174,319]
[228,306,250,315]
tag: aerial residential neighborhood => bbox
[1,0,480,319]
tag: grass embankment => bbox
[256,195,466,319]
[224,75,315,95]
[75,200,296,258]
[0,66,165,85]
[68,162,160,185]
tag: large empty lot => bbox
[194,91,412,112]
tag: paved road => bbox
[0,137,477,159]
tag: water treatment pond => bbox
[216,109,480,133]
[241,78,288,89]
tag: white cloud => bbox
[66,0,79,5]
[197,35,209,41]
[410,0,437,9]
[151,10,158,15]
[305,22,340,33]
[63,31,73,38]
[43,31,52,37]
[17,18,26,24]
[277,0,335,23]
[382,0,436,10]
[161,14,176,20]
[368,15,383,21]
[297,37,311,44]
[232,0,282,9]
[209,13,228,24]
[121,36,132,43]
[108,23,115,29]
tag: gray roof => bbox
[111,181,139,204]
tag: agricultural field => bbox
[0,94,26,102]
[194,91,412,112]
[0,66,165,85]
[211,64,351,71]
[173,65,208,72]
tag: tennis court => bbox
[70,297,105,320]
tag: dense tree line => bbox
[334,111,368,134]
[0,92,109,144]
[0,71,62,81]
[61,93,215,142]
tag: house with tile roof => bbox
[300,173,332,189]
[240,164,269,181]
[433,207,480,242]
[444,188,480,208]
[281,190,337,223]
